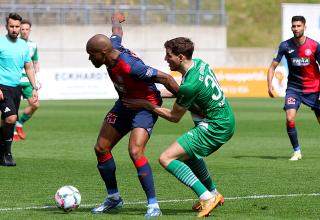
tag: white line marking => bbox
[0,193,319,212]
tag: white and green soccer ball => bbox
[55,185,81,212]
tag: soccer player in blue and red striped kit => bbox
[86,12,179,217]
[267,15,320,161]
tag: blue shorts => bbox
[284,89,320,111]
[105,99,159,137]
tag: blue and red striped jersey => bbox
[107,35,161,105]
[274,37,320,93]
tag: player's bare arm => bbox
[111,12,125,37]
[33,60,40,73]
[154,71,203,116]
[154,71,179,96]
[24,61,38,102]
[188,104,204,117]
[267,60,279,98]
[123,98,187,123]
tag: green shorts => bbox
[20,82,33,99]
[177,118,235,159]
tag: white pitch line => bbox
[0,193,319,212]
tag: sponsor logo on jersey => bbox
[305,49,312,56]
[291,57,310,66]
[288,49,295,54]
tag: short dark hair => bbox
[21,19,32,27]
[291,16,306,25]
[164,37,194,59]
[6,13,22,24]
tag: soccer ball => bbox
[55,185,81,212]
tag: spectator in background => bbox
[13,19,40,141]
[0,13,38,166]
[267,15,320,161]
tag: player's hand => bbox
[36,80,42,90]
[122,98,151,110]
[32,89,38,103]
[111,11,125,23]
[35,74,42,90]
[0,89,4,101]
[268,86,275,98]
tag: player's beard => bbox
[8,32,19,40]
[293,31,304,39]
[168,62,178,71]
[91,60,103,68]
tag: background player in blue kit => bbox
[267,15,320,161]
[86,12,179,217]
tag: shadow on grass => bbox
[233,155,290,160]
[233,155,319,160]
[39,206,194,217]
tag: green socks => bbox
[166,160,207,197]
[18,113,32,125]
[185,158,216,191]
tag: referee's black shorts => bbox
[0,84,21,120]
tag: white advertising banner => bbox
[37,68,118,100]
[282,3,320,41]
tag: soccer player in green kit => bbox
[123,37,235,218]
[14,19,40,140]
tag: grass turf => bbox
[0,98,319,219]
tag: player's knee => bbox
[286,116,295,124]
[158,152,169,168]
[95,145,113,163]
[94,144,109,156]
[128,146,144,161]
[4,115,17,124]
[30,101,40,110]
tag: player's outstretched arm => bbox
[154,71,180,97]
[111,11,125,37]
[122,98,187,123]
[267,61,279,98]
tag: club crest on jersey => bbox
[291,57,310,66]
[304,49,312,56]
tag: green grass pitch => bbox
[0,98,319,219]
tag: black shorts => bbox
[0,84,21,120]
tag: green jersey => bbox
[20,39,38,84]
[176,59,235,158]
[177,58,231,122]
